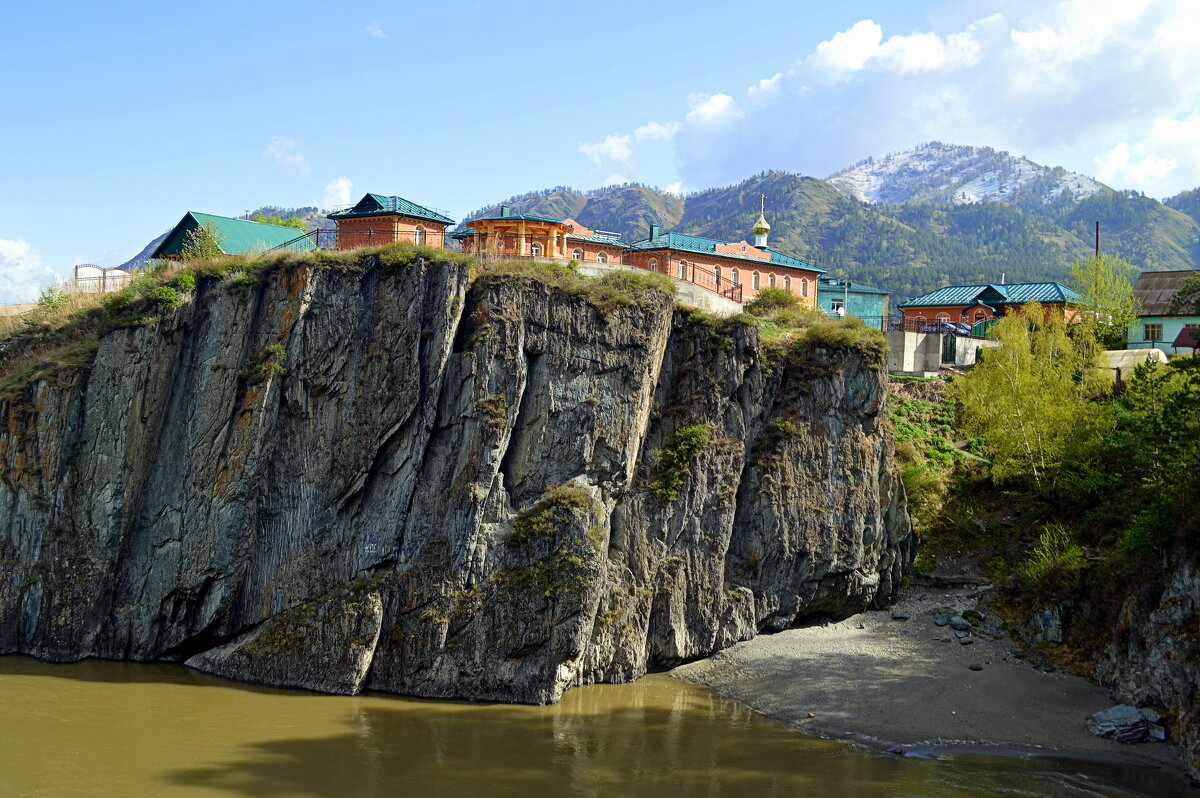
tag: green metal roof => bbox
[451,222,628,248]
[628,232,826,273]
[898,282,1081,308]
[327,193,455,225]
[151,212,315,259]
[818,277,890,295]
[465,211,569,225]
[567,232,627,247]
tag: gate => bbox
[941,333,956,364]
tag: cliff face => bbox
[1097,560,1200,779]
[0,254,912,703]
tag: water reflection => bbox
[0,657,1187,798]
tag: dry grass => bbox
[472,259,676,316]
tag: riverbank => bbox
[672,582,1189,780]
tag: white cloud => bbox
[685,93,741,126]
[578,134,633,166]
[582,0,1200,197]
[602,173,630,187]
[264,136,310,176]
[323,177,353,209]
[366,21,386,39]
[1095,111,1200,193]
[664,182,685,196]
[634,121,680,141]
[0,239,59,304]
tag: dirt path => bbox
[672,583,1185,776]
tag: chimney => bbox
[648,222,660,240]
[500,205,511,218]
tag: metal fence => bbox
[73,265,134,294]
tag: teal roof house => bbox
[817,277,890,319]
[151,212,315,259]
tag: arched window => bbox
[649,258,659,270]
[597,252,607,264]
[530,242,542,257]
[783,276,791,293]
[800,279,808,297]
[414,225,426,246]
[731,268,739,286]
[937,313,950,322]
[572,248,583,260]
[974,310,987,323]
[768,273,776,288]
[714,265,722,284]
[678,260,688,280]
[915,316,927,326]
[752,272,760,290]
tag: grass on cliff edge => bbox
[737,286,887,361]
[472,258,676,316]
[0,248,677,400]
[0,242,467,400]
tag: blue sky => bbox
[2,0,1198,301]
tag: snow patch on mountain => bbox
[828,142,1105,206]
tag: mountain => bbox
[827,142,1105,207]
[466,166,1200,302]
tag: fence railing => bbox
[263,228,452,253]
[882,315,991,338]
[73,266,134,294]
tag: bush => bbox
[650,425,711,500]
[1019,523,1084,591]
[746,286,800,313]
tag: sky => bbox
[2,0,1199,302]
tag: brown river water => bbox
[0,656,1189,797]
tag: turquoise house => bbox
[817,277,890,320]
[151,212,315,259]
[1129,270,1200,353]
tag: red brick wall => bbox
[334,216,448,250]
[900,303,1074,323]
[625,250,819,306]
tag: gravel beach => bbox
[672,582,1186,775]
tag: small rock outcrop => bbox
[1086,704,1167,744]
[0,253,912,703]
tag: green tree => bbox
[954,303,1108,490]
[1169,273,1200,315]
[180,220,226,260]
[250,214,306,230]
[1068,254,1140,350]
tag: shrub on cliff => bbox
[473,259,675,317]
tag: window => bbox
[800,278,808,297]
[1144,322,1163,341]
[783,276,790,293]
[714,265,722,284]
[915,316,927,326]
[831,298,845,314]
[752,272,760,290]
[572,248,583,260]
[597,252,607,264]
[530,242,542,257]
[649,258,659,270]
[974,310,988,323]
[414,225,426,246]
[768,274,776,288]
[678,260,688,280]
[937,313,950,322]
[731,268,739,286]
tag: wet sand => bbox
[673,583,1186,778]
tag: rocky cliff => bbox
[1097,559,1200,779]
[0,251,912,702]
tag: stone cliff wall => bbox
[1097,560,1200,780]
[0,254,912,703]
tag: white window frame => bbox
[597,252,607,264]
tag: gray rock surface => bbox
[1096,560,1200,779]
[1085,704,1165,744]
[0,254,912,703]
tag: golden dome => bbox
[753,212,771,235]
